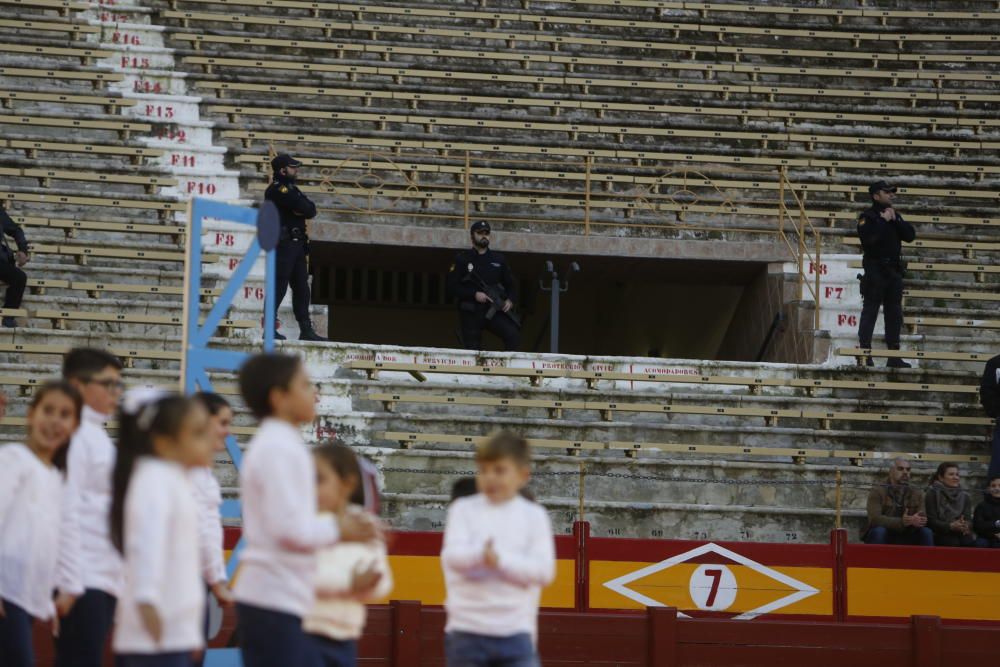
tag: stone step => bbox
[380,490,866,543]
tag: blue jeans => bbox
[56,588,117,667]
[308,634,357,667]
[989,418,1000,481]
[445,631,539,667]
[0,598,34,667]
[864,526,934,546]
[116,653,195,667]
[237,604,320,667]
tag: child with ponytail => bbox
[110,389,214,667]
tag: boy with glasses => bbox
[57,348,126,667]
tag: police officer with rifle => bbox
[446,220,520,351]
[857,179,915,368]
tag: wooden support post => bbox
[390,601,422,667]
[647,606,677,667]
[835,469,843,530]
[911,615,942,667]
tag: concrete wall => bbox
[717,264,820,364]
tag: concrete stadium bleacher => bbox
[0,0,997,543]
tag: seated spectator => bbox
[450,476,478,502]
[973,475,1000,549]
[863,458,932,546]
[0,203,29,328]
[924,462,976,547]
[981,353,1000,480]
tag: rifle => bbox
[467,268,521,328]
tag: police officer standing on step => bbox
[857,179,915,368]
[265,153,327,341]
[0,202,30,328]
[446,221,520,351]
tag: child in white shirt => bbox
[58,348,126,667]
[0,381,82,667]
[110,388,215,667]
[304,443,393,667]
[190,391,236,667]
[441,432,555,667]
[234,353,379,667]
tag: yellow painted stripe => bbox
[848,568,1000,621]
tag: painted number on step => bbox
[244,287,265,301]
[171,155,196,168]
[134,79,163,94]
[156,128,187,144]
[808,262,828,275]
[837,314,858,327]
[214,233,235,247]
[121,57,150,69]
[101,13,129,22]
[188,182,217,196]
[824,287,843,300]
[145,105,175,119]
[111,32,141,46]
[689,565,736,611]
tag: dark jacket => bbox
[980,354,1000,419]
[865,481,924,534]
[446,247,517,307]
[264,174,317,240]
[857,202,915,263]
[924,484,973,537]
[972,495,1000,542]
[0,206,29,263]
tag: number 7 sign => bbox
[690,564,737,611]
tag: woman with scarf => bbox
[925,462,976,547]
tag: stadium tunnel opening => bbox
[309,241,793,361]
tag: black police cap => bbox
[271,153,303,172]
[868,180,897,195]
[470,220,491,234]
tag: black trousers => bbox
[0,598,34,667]
[858,261,904,349]
[0,258,26,309]
[275,239,311,325]
[458,306,520,351]
[55,588,117,667]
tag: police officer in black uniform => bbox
[857,180,916,368]
[0,203,30,328]
[446,221,520,351]
[265,153,327,342]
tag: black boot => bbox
[864,355,874,367]
[270,318,286,340]
[886,345,911,369]
[1,316,16,328]
[299,321,328,342]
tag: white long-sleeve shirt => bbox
[188,467,227,585]
[59,406,122,597]
[304,509,393,641]
[234,418,339,617]
[113,458,204,654]
[0,443,68,620]
[441,494,556,639]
